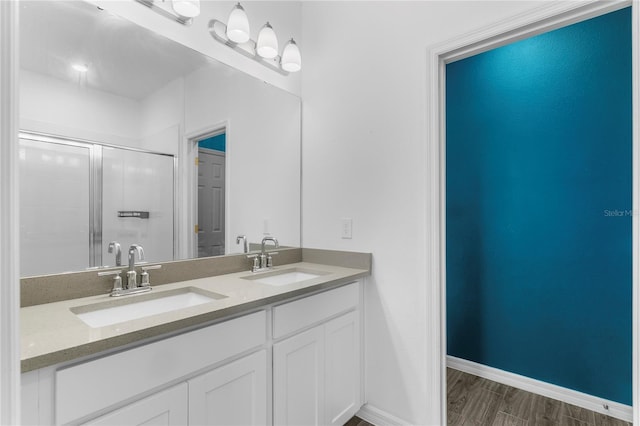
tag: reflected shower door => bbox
[19,138,91,276]
[102,147,174,266]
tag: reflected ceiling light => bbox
[256,22,278,59]
[208,4,302,76]
[72,64,89,73]
[226,3,250,44]
[171,0,200,18]
[281,39,301,73]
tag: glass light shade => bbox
[256,22,279,59]
[172,0,200,18]
[226,3,250,44]
[281,39,301,72]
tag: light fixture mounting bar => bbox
[134,0,193,26]
[208,19,289,76]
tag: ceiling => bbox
[19,1,215,100]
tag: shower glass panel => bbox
[19,138,92,276]
[18,133,175,276]
[102,147,174,266]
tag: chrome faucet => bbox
[98,244,159,297]
[126,244,145,290]
[261,236,279,254]
[108,241,122,266]
[236,235,248,254]
[248,236,279,272]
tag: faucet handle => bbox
[247,254,260,272]
[98,269,124,295]
[141,264,162,272]
[140,265,161,287]
[266,252,279,268]
[98,269,123,277]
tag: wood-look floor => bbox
[344,368,630,426]
[447,368,630,426]
[344,416,375,426]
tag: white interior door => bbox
[197,148,225,257]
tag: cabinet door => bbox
[273,326,325,426]
[189,350,267,426]
[325,312,360,426]
[82,383,187,426]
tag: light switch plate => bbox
[341,218,352,239]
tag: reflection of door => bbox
[197,148,225,257]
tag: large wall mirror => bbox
[19,1,301,277]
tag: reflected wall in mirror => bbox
[19,1,301,277]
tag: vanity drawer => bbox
[272,282,359,339]
[56,310,266,425]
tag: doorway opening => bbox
[194,129,226,258]
[427,2,638,425]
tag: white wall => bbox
[300,2,544,424]
[20,69,183,154]
[184,64,301,252]
[20,70,142,147]
[139,77,184,155]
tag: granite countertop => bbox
[21,262,368,373]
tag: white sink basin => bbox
[242,268,328,286]
[71,287,227,328]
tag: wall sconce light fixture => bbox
[134,0,200,26]
[209,3,301,76]
[134,0,301,75]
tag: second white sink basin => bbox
[242,267,328,286]
[71,287,227,328]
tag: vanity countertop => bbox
[21,262,369,372]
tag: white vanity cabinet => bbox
[324,311,361,426]
[188,350,267,426]
[82,383,188,426]
[274,325,325,425]
[273,282,362,426]
[54,311,267,425]
[79,350,267,426]
[21,280,363,426]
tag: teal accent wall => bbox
[446,8,632,404]
[199,133,226,152]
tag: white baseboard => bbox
[357,404,414,426]
[447,356,633,423]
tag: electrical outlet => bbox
[341,218,352,239]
